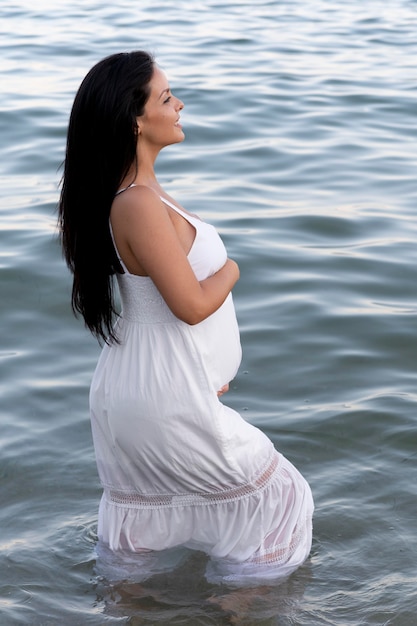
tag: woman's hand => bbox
[217,383,229,397]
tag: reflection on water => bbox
[96,551,313,625]
[1,0,417,623]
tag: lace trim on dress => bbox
[104,450,281,509]
[248,516,309,565]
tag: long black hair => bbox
[58,51,154,343]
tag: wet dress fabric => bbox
[90,193,314,585]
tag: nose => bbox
[176,97,184,110]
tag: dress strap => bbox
[159,196,201,223]
[109,221,130,274]
[115,182,138,196]
[115,186,198,223]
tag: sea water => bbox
[1,0,416,623]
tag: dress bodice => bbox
[112,193,227,282]
[111,195,228,323]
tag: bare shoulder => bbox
[113,185,164,217]
[111,185,172,240]
[109,185,179,277]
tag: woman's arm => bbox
[110,185,239,324]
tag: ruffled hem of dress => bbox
[96,451,314,582]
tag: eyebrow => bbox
[158,87,170,99]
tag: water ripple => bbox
[1,0,417,623]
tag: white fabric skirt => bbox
[95,451,313,586]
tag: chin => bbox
[173,131,185,144]
[161,135,185,150]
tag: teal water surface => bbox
[1,0,417,624]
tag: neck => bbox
[135,142,163,183]
[120,147,159,190]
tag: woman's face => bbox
[137,65,184,150]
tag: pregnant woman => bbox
[58,51,313,585]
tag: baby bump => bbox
[191,294,242,392]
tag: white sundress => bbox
[90,192,314,586]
